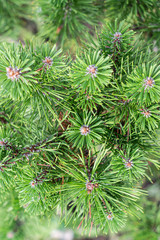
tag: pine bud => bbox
[30,180,37,188]
[140,109,151,118]
[23,203,29,209]
[42,57,53,68]
[113,32,122,42]
[86,94,92,100]
[107,212,113,220]
[86,182,94,194]
[80,125,90,136]
[86,182,98,194]
[0,139,8,147]
[6,66,22,81]
[7,231,14,239]
[124,159,133,169]
[143,77,155,90]
[0,140,6,146]
[86,65,98,78]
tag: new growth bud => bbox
[86,65,98,78]
[80,125,90,136]
[42,57,53,68]
[86,181,98,194]
[30,180,37,188]
[140,109,151,118]
[6,66,22,81]
[143,77,155,90]
[124,159,133,169]
[107,212,113,220]
[113,32,122,42]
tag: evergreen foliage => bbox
[0,0,34,38]
[105,0,160,48]
[0,0,160,237]
[38,0,102,45]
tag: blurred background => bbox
[0,0,160,239]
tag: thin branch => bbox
[77,216,85,230]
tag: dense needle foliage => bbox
[0,0,160,238]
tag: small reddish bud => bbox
[86,182,94,194]
[140,109,151,118]
[80,125,90,136]
[107,212,113,220]
[6,66,22,81]
[143,77,155,90]
[30,180,37,188]
[124,159,133,169]
[42,57,53,68]
[86,65,98,78]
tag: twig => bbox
[89,221,93,237]
[77,216,85,229]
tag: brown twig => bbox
[89,221,93,237]
[36,67,44,72]
[37,163,51,167]
[77,216,85,230]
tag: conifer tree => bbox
[0,0,159,237]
